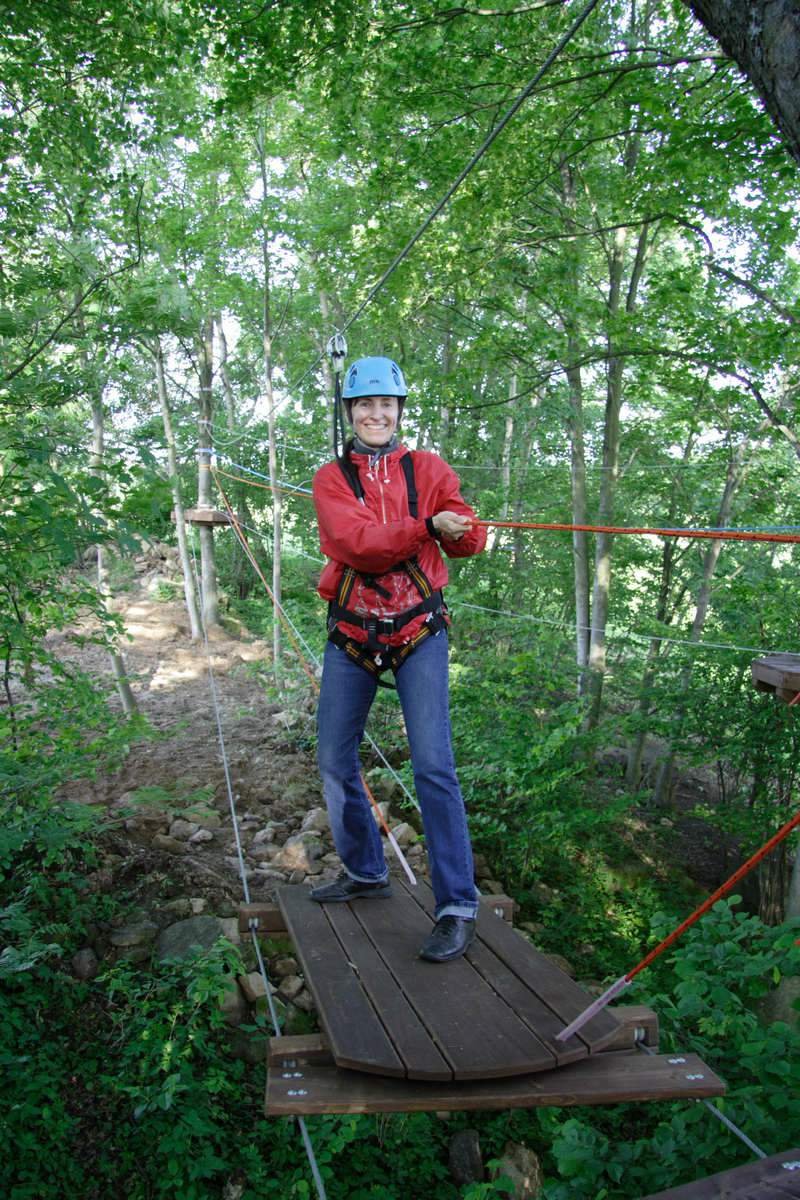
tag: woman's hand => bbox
[433,511,473,541]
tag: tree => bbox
[683,1,800,164]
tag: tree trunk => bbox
[683,1,800,165]
[652,427,766,805]
[152,338,201,640]
[89,387,138,716]
[257,122,282,683]
[196,315,220,627]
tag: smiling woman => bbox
[309,355,487,962]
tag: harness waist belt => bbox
[328,590,444,636]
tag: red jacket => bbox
[313,444,486,648]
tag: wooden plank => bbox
[324,901,453,1081]
[642,1149,800,1199]
[239,903,287,935]
[268,1034,331,1067]
[604,1004,658,1050]
[277,886,405,1078]
[266,1050,725,1116]
[429,881,621,1054]
[179,506,231,525]
[265,1005,658,1069]
[404,879,616,1064]
[350,884,563,1080]
[751,655,800,702]
[479,893,515,923]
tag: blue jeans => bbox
[317,630,478,920]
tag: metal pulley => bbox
[326,332,347,376]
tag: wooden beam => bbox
[176,506,231,526]
[265,1050,725,1116]
[240,890,515,935]
[641,1148,800,1198]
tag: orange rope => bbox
[475,519,800,545]
[211,468,398,846]
[216,467,800,545]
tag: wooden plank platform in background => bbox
[277,880,619,1082]
[751,654,800,704]
[265,1049,725,1116]
[174,506,231,526]
[642,1149,800,1199]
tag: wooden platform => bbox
[642,1148,800,1198]
[265,1021,725,1115]
[277,879,621,1082]
[751,654,800,704]
[174,506,231,526]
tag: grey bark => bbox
[196,316,220,627]
[683,0,800,165]
[152,338,201,640]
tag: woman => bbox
[310,355,486,963]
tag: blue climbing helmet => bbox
[341,356,407,419]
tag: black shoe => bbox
[418,916,476,962]
[310,870,393,903]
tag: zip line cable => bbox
[257,0,601,424]
[556,804,800,1042]
[187,535,326,1199]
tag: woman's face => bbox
[351,395,400,448]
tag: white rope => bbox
[188,534,327,1200]
[636,1040,766,1159]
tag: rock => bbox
[253,825,277,845]
[71,948,99,981]
[472,853,492,879]
[519,921,545,936]
[543,952,576,978]
[291,988,315,1013]
[320,852,341,865]
[277,975,304,1002]
[238,972,272,1004]
[156,915,225,962]
[370,800,392,827]
[169,818,200,841]
[86,868,114,893]
[252,868,288,884]
[163,898,193,918]
[481,878,505,895]
[288,869,306,885]
[186,808,222,831]
[151,834,189,855]
[300,807,329,834]
[189,897,207,915]
[272,956,299,978]
[390,822,418,847]
[219,917,241,945]
[227,1026,268,1065]
[273,835,323,874]
[449,1129,484,1187]
[251,844,279,863]
[219,979,249,1027]
[490,1142,543,1199]
[189,828,214,844]
[110,921,158,949]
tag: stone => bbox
[251,844,279,863]
[543,952,575,978]
[186,809,222,831]
[237,971,271,1004]
[71,947,99,981]
[370,800,392,827]
[252,825,277,845]
[110,921,158,949]
[272,834,324,874]
[272,956,299,978]
[472,853,492,879]
[448,1129,484,1187]
[169,818,200,841]
[291,988,315,1013]
[219,917,241,945]
[163,898,193,918]
[189,897,207,915]
[277,974,304,1002]
[219,978,249,1027]
[252,868,288,884]
[156,915,225,962]
[490,1142,543,1199]
[189,828,214,844]
[288,869,306,886]
[481,878,505,895]
[390,822,418,847]
[300,807,329,834]
[151,834,189,855]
